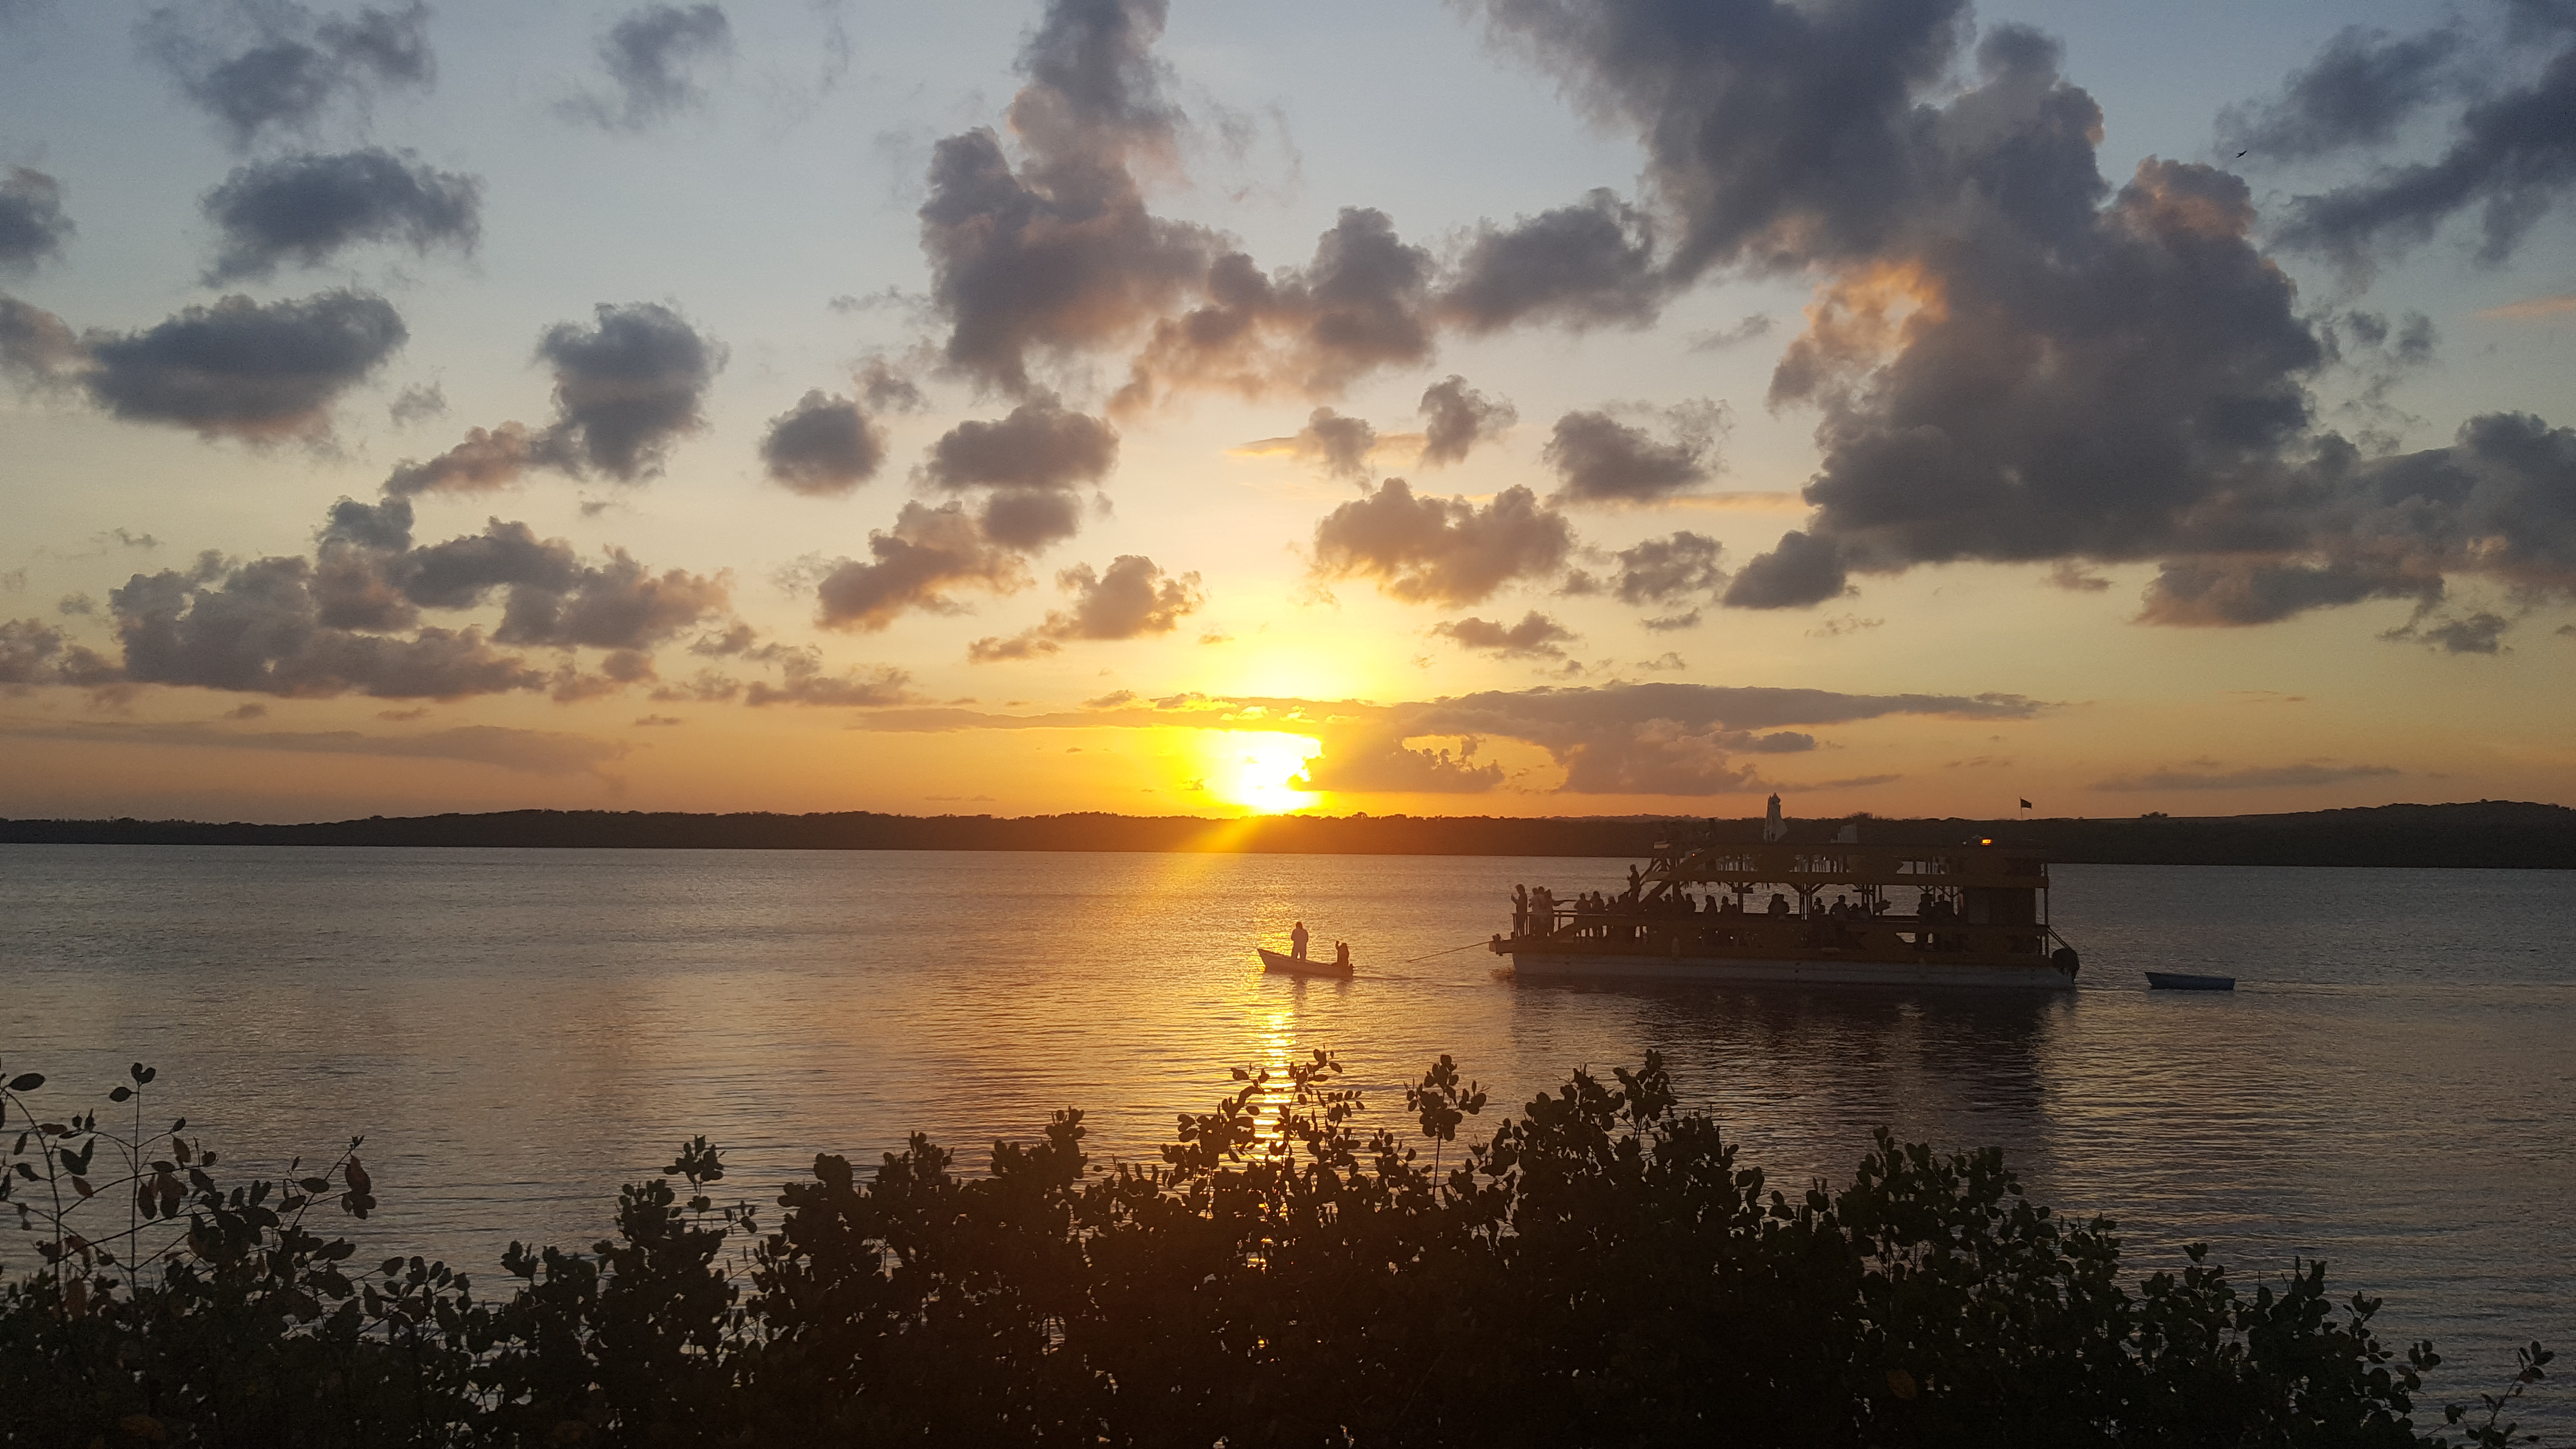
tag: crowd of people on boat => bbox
[1510,881,1968,942]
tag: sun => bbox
[1196,732,1324,815]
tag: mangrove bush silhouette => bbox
[0,1052,2552,1448]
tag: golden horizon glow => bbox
[1191,731,1325,815]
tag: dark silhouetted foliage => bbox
[1,1053,2551,1447]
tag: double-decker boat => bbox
[1491,806,2082,990]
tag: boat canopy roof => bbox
[1649,840,2048,891]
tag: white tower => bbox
[1762,793,1786,842]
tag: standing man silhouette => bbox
[1289,920,1310,960]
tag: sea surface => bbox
[4,845,2571,1427]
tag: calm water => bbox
[3,845,2571,1423]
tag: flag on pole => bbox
[2019,799,2032,809]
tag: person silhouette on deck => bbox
[1334,941,1351,968]
[1290,921,1310,960]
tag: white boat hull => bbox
[1505,950,2077,990]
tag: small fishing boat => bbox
[1258,947,1353,979]
[2144,971,2236,991]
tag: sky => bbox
[1,0,2572,824]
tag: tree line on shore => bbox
[0,1053,2553,1448]
[5,799,2576,868]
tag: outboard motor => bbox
[2051,946,2081,979]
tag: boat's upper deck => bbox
[1646,839,2048,892]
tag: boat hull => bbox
[2144,971,2235,991]
[1503,950,2076,990]
[1258,947,1353,979]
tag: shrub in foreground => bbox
[0,1053,2552,1448]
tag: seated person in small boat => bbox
[1334,941,1350,967]
[1290,920,1310,959]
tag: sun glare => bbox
[1198,732,1324,815]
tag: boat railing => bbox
[1511,907,2059,959]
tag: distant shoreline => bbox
[4,801,2574,869]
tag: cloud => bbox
[140,0,434,149]
[387,381,445,424]
[741,646,914,706]
[920,400,1118,491]
[967,554,1203,661]
[0,616,114,690]
[2382,608,2513,654]
[564,3,734,130]
[1111,207,1439,411]
[1611,531,1726,607]
[1475,5,2576,633]
[1432,611,1577,660]
[1686,314,1772,351]
[1542,400,1726,504]
[2478,293,2576,321]
[84,290,407,440]
[1310,479,1574,605]
[1239,407,1379,479]
[0,718,627,775]
[813,500,1031,631]
[0,167,73,274]
[2216,23,2467,163]
[760,389,886,496]
[1438,188,1667,331]
[2273,32,2576,266]
[384,423,545,497]
[61,499,726,700]
[0,293,83,388]
[1417,375,1516,466]
[2093,761,2400,791]
[916,0,1216,394]
[200,148,481,282]
[534,302,724,480]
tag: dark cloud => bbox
[0,293,83,388]
[200,148,481,282]
[141,1,435,148]
[0,168,73,274]
[1310,479,1574,605]
[2093,760,2399,791]
[1468,0,1976,278]
[69,500,725,700]
[85,290,407,440]
[1438,188,1667,331]
[2216,24,2467,163]
[384,423,547,497]
[920,400,1118,491]
[741,646,915,707]
[1292,735,1507,794]
[384,303,721,493]
[2276,41,2576,266]
[968,554,1203,661]
[1241,406,1378,479]
[1112,207,1439,411]
[813,501,1030,631]
[858,358,929,413]
[1479,3,2570,634]
[2134,557,2428,627]
[978,488,1088,551]
[760,389,886,496]
[0,617,72,687]
[2382,608,2514,654]
[533,302,724,480]
[1543,400,1725,504]
[1432,611,1577,660]
[1611,531,1726,606]
[1417,375,1515,466]
[1722,529,1850,610]
[567,4,734,130]
[917,0,1215,394]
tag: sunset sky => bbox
[3,0,2572,823]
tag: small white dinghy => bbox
[1258,947,1354,979]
